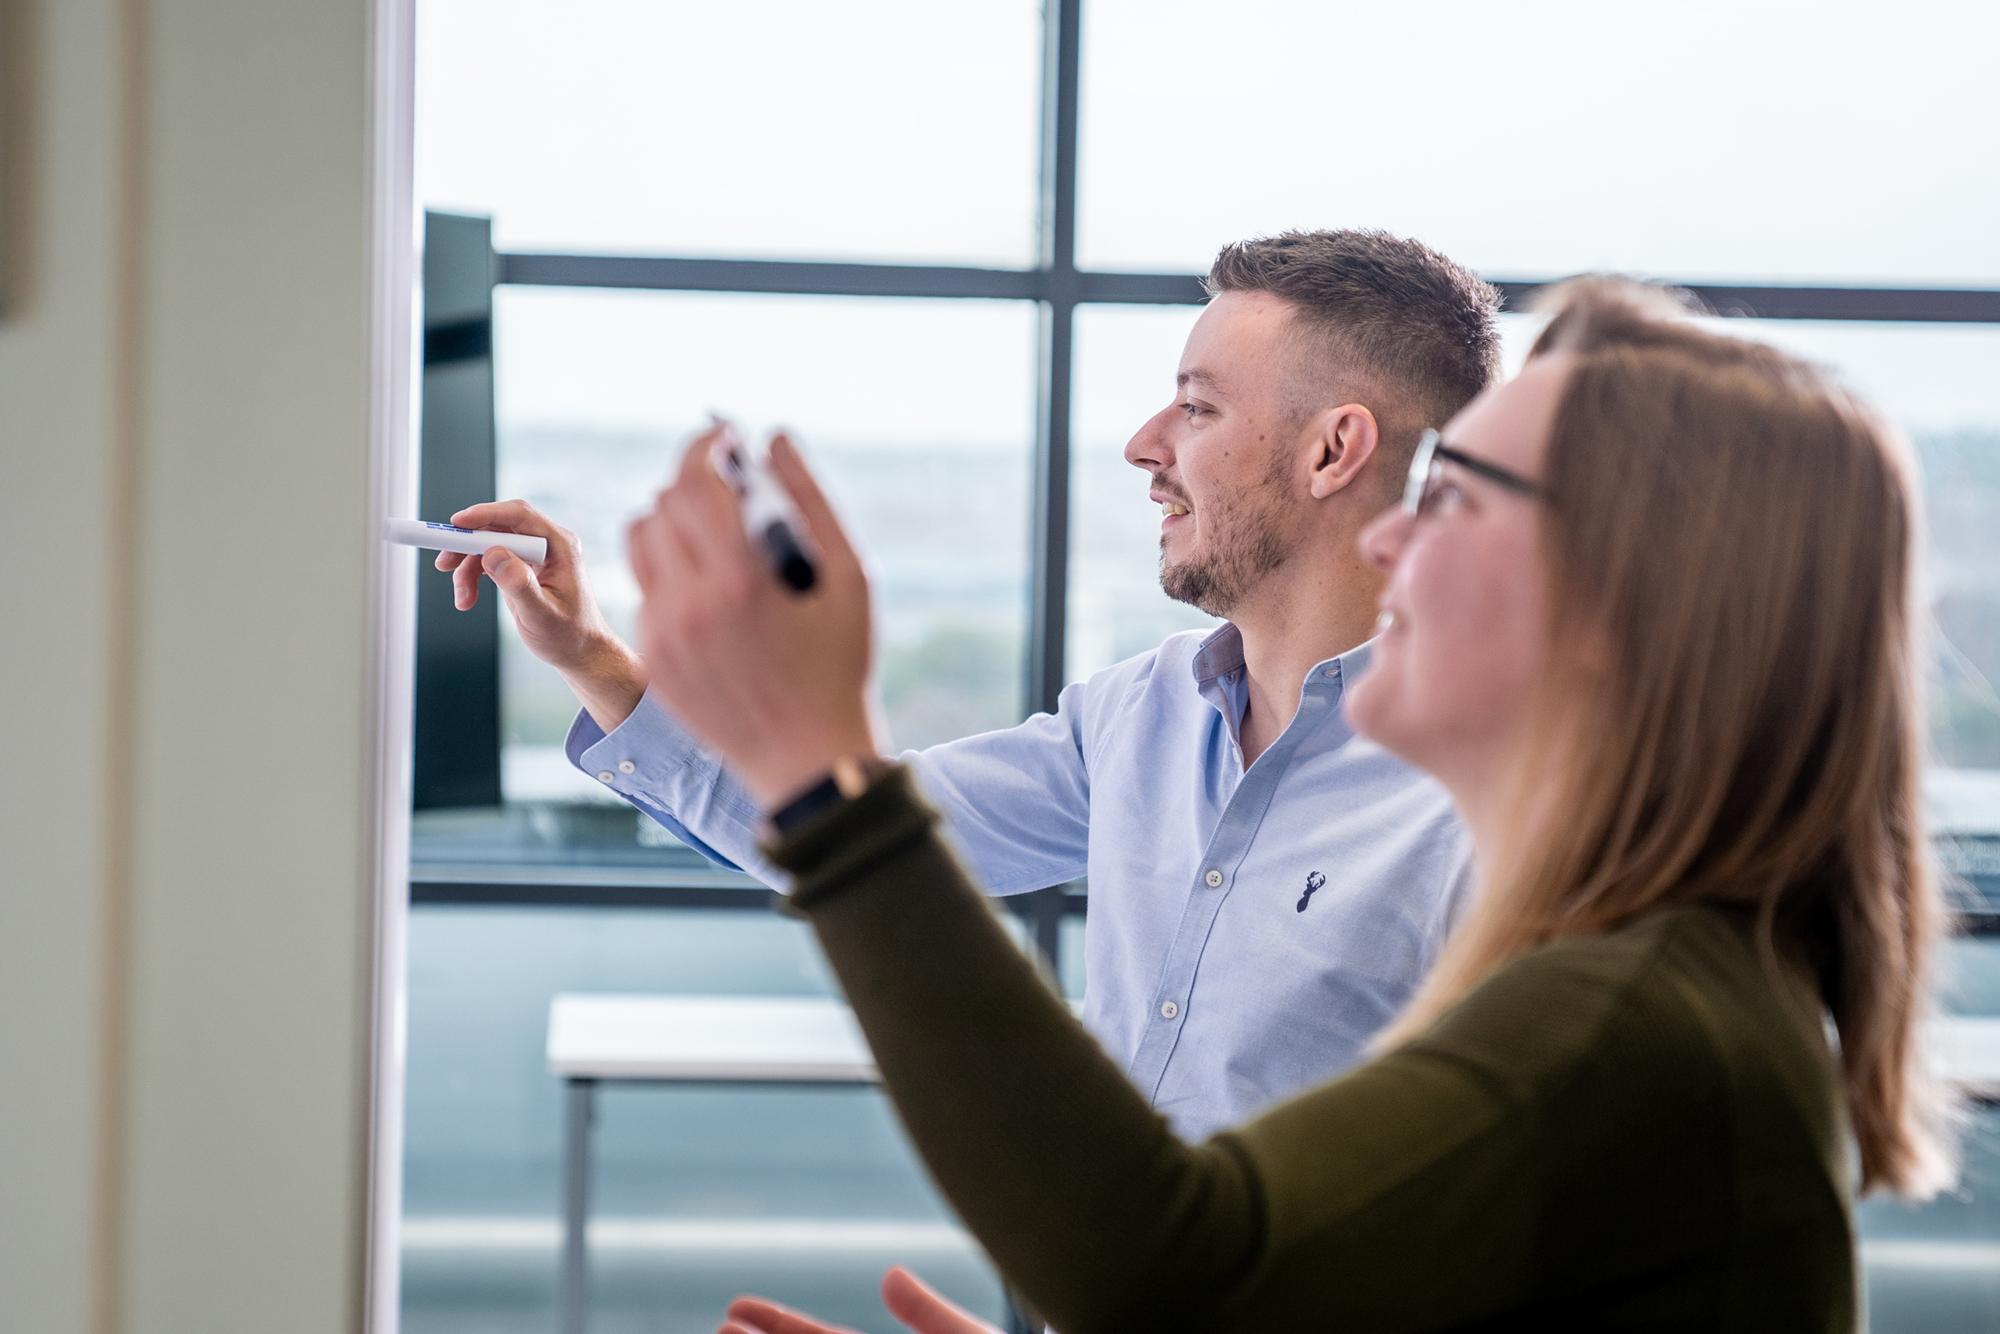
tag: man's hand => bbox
[437,499,644,732]
[627,423,879,810]
[719,1267,1002,1334]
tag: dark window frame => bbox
[413,0,2000,931]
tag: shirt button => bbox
[617,760,636,774]
[1159,1000,1180,1020]
[596,770,616,784]
[1322,666,1338,679]
[1204,869,1224,888]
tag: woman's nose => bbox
[1359,503,1412,573]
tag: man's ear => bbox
[1306,404,1380,499]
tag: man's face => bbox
[1123,291,1306,617]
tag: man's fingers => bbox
[435,549,465,572]
[768,433,861,575]
[452,552,485,610]
[881,1268,994,1334]
[482,547,550,615]
[449,499,543,534]
[450,499,583,571]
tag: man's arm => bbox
[443,496,1098,894]
[569,676,1100,894]
[437,498,647,734]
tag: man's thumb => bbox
[484,548,548,609]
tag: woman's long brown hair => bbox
[1377,279,1958,1198]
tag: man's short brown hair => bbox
[1205,229,1502,491]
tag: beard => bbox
[1158,487,1295,617]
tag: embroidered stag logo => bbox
[1296,870,1326,913]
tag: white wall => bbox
[0,1,402,1329]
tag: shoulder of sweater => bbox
[1411,907,1757,1102]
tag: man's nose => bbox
[1124,406,1173,471]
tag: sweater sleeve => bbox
[770,768,1561,1333]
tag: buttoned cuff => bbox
[566,687,717,796]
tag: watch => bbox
[766,754,888,838]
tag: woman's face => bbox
[1347,355,1575,794]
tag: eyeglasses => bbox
[1401,427,1545,519]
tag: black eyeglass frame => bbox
[1402,426,1546,518]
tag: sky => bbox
[416,0,2000,441]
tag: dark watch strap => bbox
[766,755,886,838]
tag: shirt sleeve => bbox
[570,673,1101,895]
[568,691,779,881]
[769,768,1574,1334]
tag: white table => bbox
[1932,1015,2000,1102]
[546,995,883,1334]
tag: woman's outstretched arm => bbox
[771,768,1541,1334]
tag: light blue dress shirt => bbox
[568,624,1472,1141]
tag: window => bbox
[418,0,1042,265]
[1065,303,1217,679]
[410,3,1999,1330]
[492,288,1037,804]
[1498,316,2000,837]
[1078,0,2000,284]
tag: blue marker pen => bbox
[383,517,548,565]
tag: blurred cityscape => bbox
[493,422,2000,832]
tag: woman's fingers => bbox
[880,1268,997,1334]
[768,432,861,577]
[675,427,757,573]
[721,1296,856,1334]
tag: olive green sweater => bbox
[768,768,1857,1333]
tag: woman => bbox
[629,279,1957,1332]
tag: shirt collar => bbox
[1190,622,1377,696]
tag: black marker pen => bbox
[713,440,818,593]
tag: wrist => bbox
[564,630,641,693]
[739,720,881,811]
[562,632,646,733]
[763,753,894,839]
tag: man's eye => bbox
[1178,401,1206,421]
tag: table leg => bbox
[560,1078,596,1334]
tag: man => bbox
[443,230,1501,1141]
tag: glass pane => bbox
[1734,323,2000,844]
[1079,0,2000,284]
[1504,317,2000,840]
[417,0,1042,265]
[1065,304,1220,681]
[399,907,1009,1333]
[490,288,1037,812]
